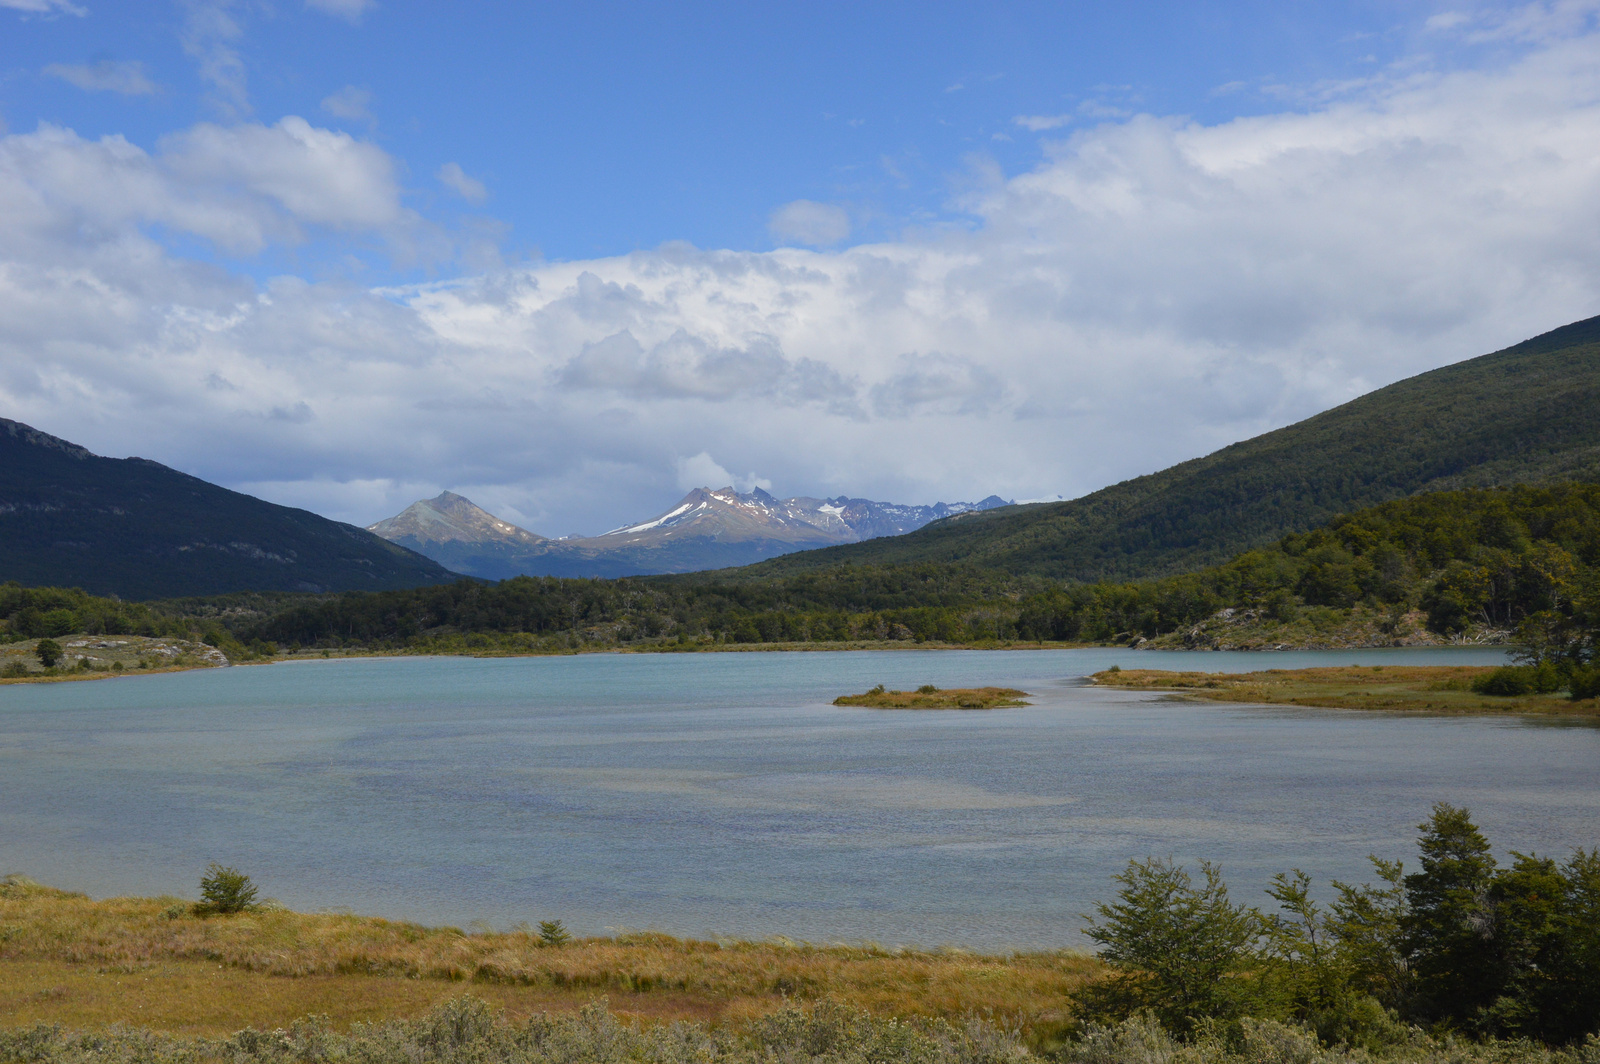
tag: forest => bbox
[6,485,1600,667]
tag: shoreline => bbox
[0,875,1096,1036]
[0,637,1508,686]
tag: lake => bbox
[2,646,1595,951]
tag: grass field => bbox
[1091,665,1600,715]
[0,877,1099,1039]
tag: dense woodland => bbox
[1014,482,1600,648]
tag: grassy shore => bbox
[832,686,1031,709]
[0,877,1099,1039]
[1090,665,1600,715]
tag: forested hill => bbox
[695,314,1600,584]
[0,420,459,599]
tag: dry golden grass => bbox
[832,687,1031,709]
[1092,665,1600,716]
[0,878,1099,1037]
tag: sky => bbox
[2,1,1600,537]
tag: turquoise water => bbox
[2,646,1595,950]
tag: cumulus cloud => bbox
[5,29,1600,536]
[44,60,157,94]
[676,452,770,493]
[306,0,375,23]
[437,161,487,204]
[0,117,421,260]
[768,199,851,246]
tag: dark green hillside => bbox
[703,314,1600,583]
[1013,482,1600,645]
[0,420,459,600]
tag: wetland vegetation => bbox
[832,685,1031,709]
[1090,665,1600,716]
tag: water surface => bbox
[3,646,1595,950]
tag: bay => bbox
[2,646,1595,951]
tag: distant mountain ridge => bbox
[0,419,460,600]
[369,487,1012,579]
[697,313,1600,584]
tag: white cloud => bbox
[1,0,85,14]
[320,85,374,124]
[675,452,770,493]
[0,117,419,259]
[306,0,374,23]
[6,30,1600,536]
[44,60,157,95]
[437,161,487,204]
[180,0,248,117]
[768,199,851,246]
[1013,113,1073,131]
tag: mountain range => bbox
[0,419,457,600]
[368,488,1012,579]
[701,313,1600,584]
[9,313,1600,601]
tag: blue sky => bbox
[2,1,1599,535]
[7,1,1480,265]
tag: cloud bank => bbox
[3,24,1600,537]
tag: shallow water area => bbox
[3,646,1595,951]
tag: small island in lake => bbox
[833,684,1031,709]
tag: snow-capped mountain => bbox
[368,487,1013,579]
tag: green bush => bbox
[197,863,258,914]
[1569,667,1600,700]
[34,638,62,668]
[537,919,571,947]
[1471,663,1565,696]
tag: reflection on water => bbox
[2,646,1595,950]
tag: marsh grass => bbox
[0,878,1098,1037]
[832,687,1031,710]
[1090,666,1596,716]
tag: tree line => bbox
[1014,483,1600,646]
[9,485,1600,659]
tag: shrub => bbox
[1569,667,1600,700]
[1471,663,1564,696]
[197,863,258,914]
[1079,858,1269,1033]
[917,684,939,694]
[537,919,571,947]
[2,661,28,678]
[34,638,62,668]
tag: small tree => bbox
[198,863,258,914]
[35,639,62,668]
[1080,858,1269,1033]
[1403,803,1500,1024]
[538,919,571,947]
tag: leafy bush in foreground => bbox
[1081,804,1600,1045]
